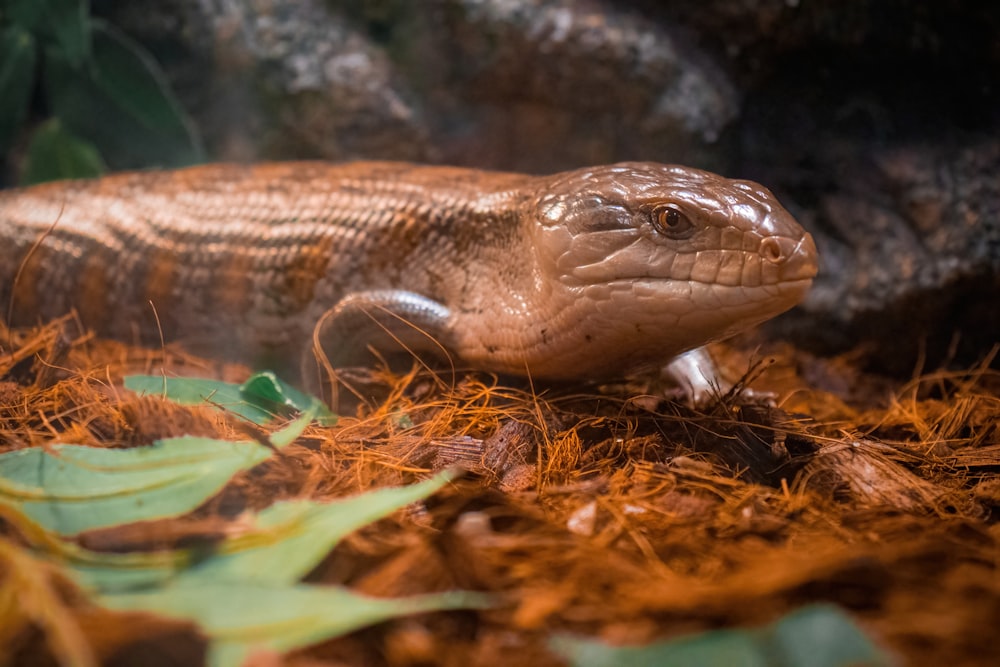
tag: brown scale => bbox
[76,250,113,327]
[281,234,337,311]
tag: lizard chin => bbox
[536,276,815,379]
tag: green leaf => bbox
[0,435,273,536]
[64,552,190,594]
[552,631,763,667]
[0,536,101,667]
[240,371,338,425]
[5,0,89,65]
[69,471,456,593]
[19,118,105,184]
[87,21,198,141]
[5,0,47,29]
[46,0,90,66]
[0,25,37,153]
[0,408,315,537]
[269,404,321,447]
[1,504,491,667]
[49,0,90,66]
[44,19,202,169]
[99,582,490,667]
[550,604,891,667]
[125,372,337,426]
[766,605,891,667]
[125,375,275,425]
[0,501,191,589]
[182,471,456,586]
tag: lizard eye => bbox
[650,205,694,238]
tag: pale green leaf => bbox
[125,372,336,426]
[0,501,190,593]
[180,471,456,585]
[1,471,445,594]
[124,375,273,424]
[268,404,320,447]
[0,436,272,536]
[550,604,891,667]
[766,605,891,667]
[552,632,761,667]
[99,582,491,667]
[66,471,456,592]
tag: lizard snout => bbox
[763,231,818,284]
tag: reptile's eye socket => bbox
[650,205,693,238]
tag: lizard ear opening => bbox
[537,192,633,235]
[574,202,633,234]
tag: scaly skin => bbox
[0,161,817,380]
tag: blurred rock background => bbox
[3,0,998,376]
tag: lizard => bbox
[0,161,818,396]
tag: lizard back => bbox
[0,162,532,363]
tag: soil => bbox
[1,317,998,666]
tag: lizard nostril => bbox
[761,237,784,264]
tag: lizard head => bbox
[523,161,818,378]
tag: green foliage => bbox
[0,371,482,664]
[0,463,481,667]
[0,0,203,183]
[125,371,338,426]
[66,472,459,592]
[101,583,488,667]
[0,409,315,535]
[0,435,270,535]
[0,25,36,150]
[550,604,892,667]
[5,0,90,65]
[19,118,104,183]
[175,476,456,586]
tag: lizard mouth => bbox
[563,230,819,291]
[615,275,814,311]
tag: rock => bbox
[347,0,739,171]
[106,0,740,172]
[110,0,428,162]
[722,0,1000,372]
[774,138,1000,374]
[99,0,1000,374]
